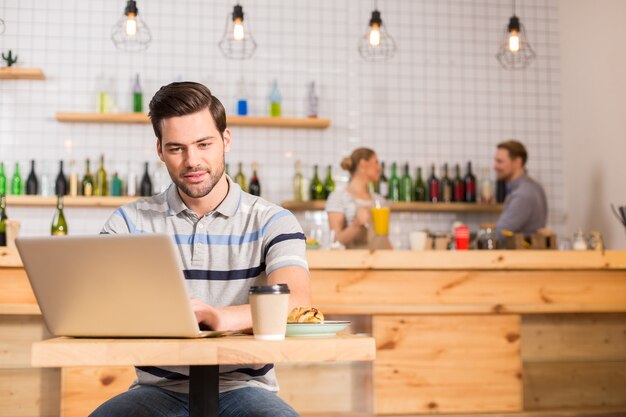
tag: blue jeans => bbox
[89,385,300,417]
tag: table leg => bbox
[189,365,219,417]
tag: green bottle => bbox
[234,162,246,190]
[269,80,281,117]
[132,73,143,113]
[0,163,6,196]
[51,194,68,236]
[11,162,22,195]
[111,172,123,196]
[323,165,335,199]
[0,194,7,246]
[81,159,95,197]
[413,167,427,202]
[388,163,400,202]
[95,155,108,196]
[310,165,324,200]
[399,162,413,202]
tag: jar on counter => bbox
[477,223,498,250]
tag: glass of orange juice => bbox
[371,199,390,235]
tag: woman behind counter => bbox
[326,148,383,249]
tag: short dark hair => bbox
[148,82,227,140]
[497,140,528,166]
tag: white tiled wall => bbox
[0,0,564,246]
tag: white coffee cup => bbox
[409,231,428,251]
[249,284,290,340]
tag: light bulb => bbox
[233,18,245,41]
[126,14,137,36]
[369,24,381,47]
[508,30,520,52]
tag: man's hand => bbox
[190,298,222,330]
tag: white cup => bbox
[249,284,290,340]
[409,231,428,251]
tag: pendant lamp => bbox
[358,2,396,62]
[496,0,535,70]
[111,0,152,52]
[218,4,257,60]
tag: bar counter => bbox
[2,248,626,416]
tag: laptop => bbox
[16,234,222,338]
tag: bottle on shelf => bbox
[55,160,68,196]
[428,164,439,203]
[292,161,304,201]
[82,158,95,197]
[0,195,7,247]
[111,172,123,196]
[480,167,493,204]
[310,165,324,200]
[323,165,335,199]
[126,163,137,197]
[378,162,389,198]
[97,73,109,114]
[307,81,318,118]
[0,163,6,195]
[236,77,248,116]
[301,165,310,202]
[26,160,39,195]
[51,194,68,236]
[496,179,507,203]
[11,162,21,195]
[140,162,153,197]
[95,155,108,196]
[132,73,143,113]
[388,162,400,202]
[464,161,477,203]
[440,163,453,203]
[248,162,261,196]
[40,162,51,197]
[399,163,413,202]
[452,164,464,203]
[413,167,426,202]
[269,80,282,117]
[68,160,79,197]
[234,162,246,190]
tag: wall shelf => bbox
[0,67,46,80]
[55,112,331,129]
[282,200,503,213]
[6,195,139,208]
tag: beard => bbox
[169,155,225,199]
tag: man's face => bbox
[157,108,232,199]
[494,148,519,181]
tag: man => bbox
[90,82,310,417]
[494,140,548,238]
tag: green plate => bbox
[286,321,350,337]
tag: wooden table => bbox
[31,334,375,417]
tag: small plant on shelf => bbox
[2,50,18,67]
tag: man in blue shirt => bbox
[494,140,548,238]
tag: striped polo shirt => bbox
[101,175,308,394]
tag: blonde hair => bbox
[340,147,376,175]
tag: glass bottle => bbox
[413,167,426,202]
[140,162,153,196]
[496,179,507,203]
[378,162,389,199]
[399,163,412,202]
[111,172,123,196]
[307,81,318,118]
[82,159,95,197]
[126,163,137,197]
[95,155,108,196]
[68,160,79,197]
[452,164,464,203]
[477,223,497,250]
[323,165,335,199]
[310,165,324,200]
[55,160,68,196]
[236,77,248,116]
[132,73,143,113]
[480,167,493,204]
[0,163,6,195]
[388,163,400,202]
[26,160,39,195]
[51,194,68,236]
[293,161,304,201]
[464,162,477,203]
[440,163,453,203]
[97,73,109,113]
[428,164,439,203]
[248,163,261,196]
[234,162,246,190]
[269,80,282,117]
[0,195,7,247]
[11,162,21,195]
